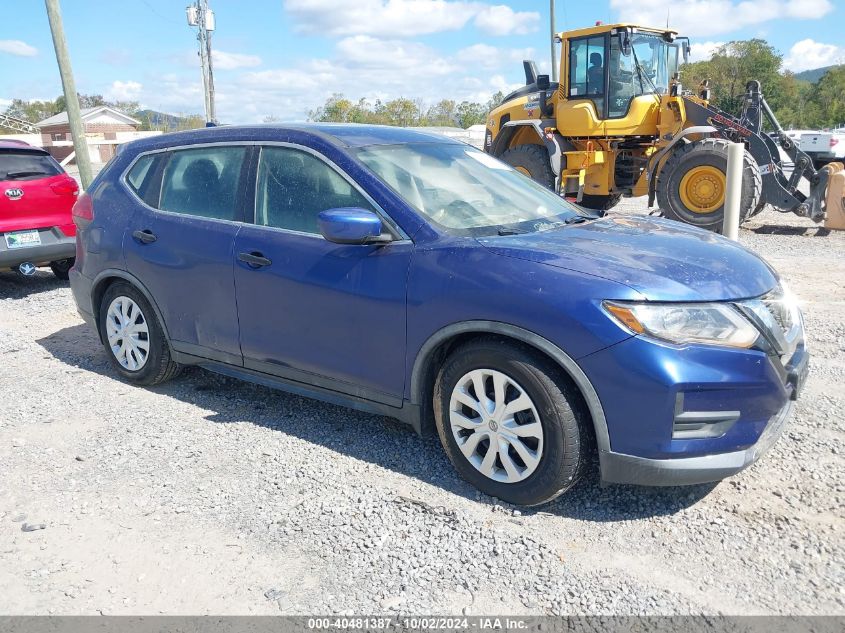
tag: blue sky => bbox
[1,0,843,123]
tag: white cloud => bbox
[213,50,262,70]
[474,5,539,35]
[610,0,834,37]
[456,43,535,68]
[105,80,143,102]
[0,40,38,57]
[784,38,845,72]
[283,0,538,37]
[688,41,724,62]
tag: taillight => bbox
[51,177,79,196]
[72,192,93,222]
[831,138,839,147]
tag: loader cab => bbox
[562,25,685,130]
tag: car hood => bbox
[477,215,777,302]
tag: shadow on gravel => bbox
[750,225,831,237]
[38,323,716,522]
[0,269,67,297]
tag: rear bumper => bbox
[69,268,96,327]
[0,227,75,269]
[600,399,793,486]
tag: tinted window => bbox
[569,35,606,116]
[255,146,374,234]
[0,150,62,181]
[126,153,166,208]
[159,146,245,221]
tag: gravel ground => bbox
[0,200,843,616]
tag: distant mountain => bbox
[794,65,841,83]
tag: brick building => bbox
[37,106,141,163]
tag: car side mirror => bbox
[537,74,550,90]
[318,208,389,245]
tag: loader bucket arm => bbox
[682,81,829,222]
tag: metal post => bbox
[190,0,216,124]
[549,0,558,82]
[44,0,93,189]
[723,142,744,239]
[204,0,216,124]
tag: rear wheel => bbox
[50,258,74,280]
[433,338,590,506]
[578,193,622,213]
[98,282,181,386]
[656,138,762,232]
[500,145,555,190]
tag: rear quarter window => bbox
[0,150,62,181]
[125,153,166,208]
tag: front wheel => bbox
[433,338,590,506]
[656,138,762,232]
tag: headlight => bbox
[603,301,760,348]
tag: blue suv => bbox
[69,124,808,505]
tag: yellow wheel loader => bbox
[484,22,843,232]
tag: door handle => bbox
[238,251,272,268]
[132,229,157,244]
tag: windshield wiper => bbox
[5,170,48,179]
[497,226,529,235]
[564,216,589,224]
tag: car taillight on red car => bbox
[72,192,94,223]
[51,178,79,196]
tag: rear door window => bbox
[158,146,247,221]
[0,150,62,181]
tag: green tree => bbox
[681,39,784,116]
[811,65,845,128]
[456,101,487,128]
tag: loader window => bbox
[608,32,677,118]
[568,35,606,117]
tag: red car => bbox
[0,140,79,279]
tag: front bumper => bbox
[600,399,793,486]
[0,227,75,269]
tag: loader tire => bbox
[500,145,555,190]
[578,193,622,212]
[656,138,762,233]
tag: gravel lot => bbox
[0,200,843,616]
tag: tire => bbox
[578,193,622,213]
[98,281,181,386]
[656,138,762,233]
[49,258,74,280]
[500,145,555,190]
[433,337,591,506]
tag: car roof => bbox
[122,123,463,154]
[0,140,49,154]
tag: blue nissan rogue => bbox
[69,124,808,505]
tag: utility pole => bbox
[44,0,93,188]
[549,0,558,82]
[186,0,216,124]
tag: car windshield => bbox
[0,150,62,181]
[355,143,588,236]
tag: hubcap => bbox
[105,296,150,371]
[679,165,726,214]
[514,166,531,177]
[449,368,543,484]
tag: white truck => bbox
[786,128,845,167]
